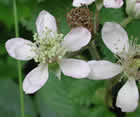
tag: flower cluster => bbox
[5,0,140,114]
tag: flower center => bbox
[122,55,140,79]
[31,29,66,64]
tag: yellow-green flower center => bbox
[122,55,140,79]
[31,29,66,64]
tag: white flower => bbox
[88,22,139,112]
[5,10,91,94]
[72,0,124,8]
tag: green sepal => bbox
[48,62,61,80]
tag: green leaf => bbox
[88,106,115,117]
[100,8,126,24]
[126,20,140,40]
[35,94,59,117]
[126,105,140,117]
[35,73,115,117]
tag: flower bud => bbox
[126,0,140,19]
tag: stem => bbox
[13,0,25,117]
[17,61,25,117]
[120,17,133,27]
[104,74,122,107]
[88,46,96,60]
[89,2,101,60]
[94,0,103,35]
[88,40,100,60]
[93,8,99,35]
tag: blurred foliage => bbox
[0,80,36,117]
[0,0,140,117]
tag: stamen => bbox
[31,28,66,64]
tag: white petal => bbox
[36,10,57,37]
[5,38,35,60]
[104,0,124,8]
[88,60,122,80]
[23,64,48,94]
[102,22,129,56]
[72,0,95,7]
[59,58,90,78]
[62,27,91,52]
[116,80,139,112]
